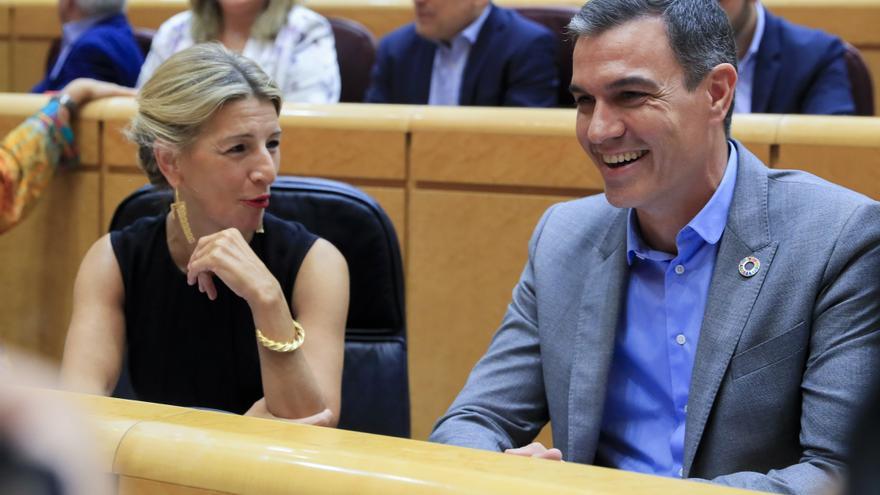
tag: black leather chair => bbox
[515,6,578,108]
[329,17,376,103]
[843,42,875,116]
[45,28,155,74]
[110,176,410,438]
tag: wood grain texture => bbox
[69,392,764,495]
[0,171,100,361]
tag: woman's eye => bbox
[225,144,246,154]
[267,139,280,150]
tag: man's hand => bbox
[504,442,564,461]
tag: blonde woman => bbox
[62,44,348,424]
[136,0,340,103]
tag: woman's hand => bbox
[185,228,281,306]
[245,398,334,427]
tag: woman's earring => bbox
[170,188,195,244]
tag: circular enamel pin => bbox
[738,256,761,277]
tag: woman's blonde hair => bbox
[190,0,294,42]
[127,43,282,186]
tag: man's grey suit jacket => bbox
[430,141,880,493]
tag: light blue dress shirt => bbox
[595,143,739,478]
[48,13,112,81]
[733,3,766,114]
[427,5,491,106]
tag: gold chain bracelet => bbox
[255,320,305,353]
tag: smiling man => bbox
[429,0,880,493]
[364,0,558,107]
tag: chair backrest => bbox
[109,176,410,438]
[45,28,155,74]
[843,42,875,116]
[329,17,377,103]
[515,6,578,108]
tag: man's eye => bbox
[267,139,280,150]
[575,95,595,105]
[620,91,647,101]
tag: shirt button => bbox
[674,264,685,275]
[676,334,687,345]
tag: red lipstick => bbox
[242,194,270,209]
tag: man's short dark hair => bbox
[567,0,737,135]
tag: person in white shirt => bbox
[137,0,340,104]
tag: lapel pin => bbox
[738,256,761,278]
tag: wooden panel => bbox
[407,189,580,440]
[101,98,139,168]
[72,393,761,495]
[0,41,9,93]
[764,0,880,46]
[279,103,410,180]
[775,115,880,199]
[730,113,781,166]
[120,478,229,495]
[0,171,100,361]
[863,50,880,118]
[11,0,58,37]
[126,0,187,29]
[11,39,51,91]
[104,172,150,229]
[0,92,45,133]
[411,107,599,191]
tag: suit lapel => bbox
[459,5,502,105]
[567,208,628,463]
[414,41,436,104]
[751,12,782,113]
[682,142,778,474]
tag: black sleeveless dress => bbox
[110,212,317,414]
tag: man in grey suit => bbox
[429,0,880,493]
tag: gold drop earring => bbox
[170,188,195,244]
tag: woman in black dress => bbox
[61,43,349,425]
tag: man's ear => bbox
[154,143,182,189]
[706,63,737,125]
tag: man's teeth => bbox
[603,150,646,164]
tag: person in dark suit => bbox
[719,0,855,114]
[32,0,143,92]
[364,0,558,107]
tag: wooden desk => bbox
[66,392,764,495]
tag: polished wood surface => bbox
[2,95,880,443]
[61,392,763,495]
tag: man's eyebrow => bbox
[569,83,588,95]
[607,76,659,91]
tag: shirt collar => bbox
[739,2,765,66]
[437,4,491,48]
[62,12,111,46]
[626,142,739,264]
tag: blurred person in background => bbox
[365,0,558,107]
[32,0,142,92]
[137,0,340,103]
[718,0,855,114]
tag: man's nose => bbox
[587,101,625,145]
